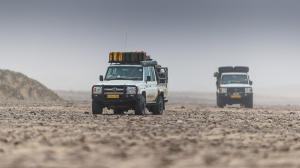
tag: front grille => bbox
[103,86,125,95]
[228,88,245,94]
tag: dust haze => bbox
[1,0,300,97]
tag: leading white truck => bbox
[92,52,168,115]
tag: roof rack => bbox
[141,60,158,66]
[218,66,249,73]
[214,66,249,79]
[109,52,151,64]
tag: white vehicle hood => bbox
[96,80,144,86]
[220,83,252,88]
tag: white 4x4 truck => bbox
[92,52,168,115]
[214,66,253,108]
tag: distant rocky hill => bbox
[0,69,61,101]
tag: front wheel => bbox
[244,96,253,108]
[217,95,225,108]
[92,101,103,115]
[152,96,164,115]
[135,95,146,115]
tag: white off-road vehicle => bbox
[92,52,168,115]
[214,66,253,108]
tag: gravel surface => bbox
[1,103,300,168]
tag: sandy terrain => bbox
[1,100,300,168]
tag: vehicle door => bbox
[144,66,157,103]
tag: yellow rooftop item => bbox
[109,52,149,64]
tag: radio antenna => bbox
[125,32,128,51]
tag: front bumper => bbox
[92,94,139,109]
[218,93,253,104]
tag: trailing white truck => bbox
[92,52,168,115]
[214,66,253,108]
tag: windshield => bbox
[105,66,143,81]
[221,74,249,84]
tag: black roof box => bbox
[218,66,249,73]
[218,66,234,73]
[234,66,249,73]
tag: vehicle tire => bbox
[217,95,225,108]
[135,95,146,115]
[114,109,124,115]
[245,95,253,108]
[92,101,103,115]
[152,95,164,115]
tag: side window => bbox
[143,67,156,81]
[149,67,156,81]
[144,67,150,81]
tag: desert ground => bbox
[1,92,300,168]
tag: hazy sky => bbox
[1,0,300,92]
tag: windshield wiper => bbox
[126,77,143,80]
[107,77,127,80]
[107,77,142,80]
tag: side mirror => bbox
[146,76,151,82]
[249,80,253,85]
[214,72,219,78]
[99,75,104,81]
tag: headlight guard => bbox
[219,87,227,94]
[245,87,253,93]
[92,86,102,94]
[126,86,137,95]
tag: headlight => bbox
[93,86,102,94]
[219,88,227,94]
[126,87,137,94]
[245,88,253,93]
